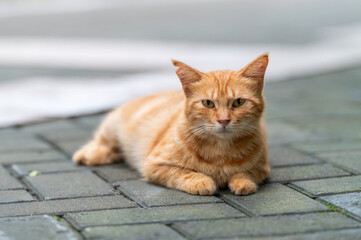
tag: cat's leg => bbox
[143,161,217,195]
[73,111,122,166]
[229,156,270,195]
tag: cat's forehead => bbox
[207,70,235,81]
[199,70,248,98]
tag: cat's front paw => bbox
[229,178,257,195]
[184,174,217,196]
[73,141,120,166]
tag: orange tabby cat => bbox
[74,53,270,195]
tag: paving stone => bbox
[96,165,141,183]
[117,179,222,207]
[0,215,82,240]
[0,166,23,190]
[221,184,327,216]
[284,115,361,141]
[268,164,350,183]
[55,139,87,155]
[316,150,361,174]
[11,161,87,177]
[0,129,30,136]
[23,171,114,200]
[21,120,80,133]
[228,229,361,240]
[289,175,361,197]
[0,195,136,218]
[0,128,22,137]
[319,192,361,220]
[0,136,51,152]
[0,149,68,164]
[83,224,185,240]
[40,128,92,142]
[266,121,329,145]
[75,115,105,129]
[65,203,244,229]
[0,133,33,143]
[265,72,361,116]
[292,141,361,153]
[0,190,34,203]
[173,212,361,239]
[268,146,320,167]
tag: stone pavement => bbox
[0,68,361,240]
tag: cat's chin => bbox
[212,130,235,139]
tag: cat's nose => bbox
[218,119,230,127]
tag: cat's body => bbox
[74,53,270,195]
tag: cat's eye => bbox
[232,98,245,108]
[202,100,215,108]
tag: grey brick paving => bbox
[316,150,361,174]
[20,120,80,133]
[229,229,361,240]
[23,171,115,200]
[11,161,86,177]
[0,195,136,218]
[265,121,329,145]
[268,164,350,183]
[96,165,141,183]
[0,136,51,152]
[0,166,23,190]
[40,128,92,142]
[268,146,320,167]
[1,68,361,239]
[0,190,34,203]
[173,212,361,239]
[55,139,87,155]
[83,224,186,240]
[265,71,361,116]
[284,115,361,141]
[0,149,67,164]
[221,184,327,216]
[65,203,244,229]
[0,215,82,240]
[319,192,361,220]
[75,115,105,129]
[292,141,361,153]
[0,128,22,137]
[117,179,222,207]
[290,175,361,197]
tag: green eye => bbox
[232,98,245,108]
[202,100,215,108]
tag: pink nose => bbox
[218,119,230,127]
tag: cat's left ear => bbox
[237,53,269,93]
[172,60,204,96]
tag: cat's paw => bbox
[229,178,257,195]
[73,141,120,166]
[184,174,217,195]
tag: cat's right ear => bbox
[172,60,204,95]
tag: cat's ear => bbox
[172,60,204,95]
[237,53,269,93]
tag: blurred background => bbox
[1,0,361,127]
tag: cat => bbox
[73,53,270,195]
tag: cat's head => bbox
[173,53,268,139]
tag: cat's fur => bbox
[73,53,270,195]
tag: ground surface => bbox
[0,68,360,240]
